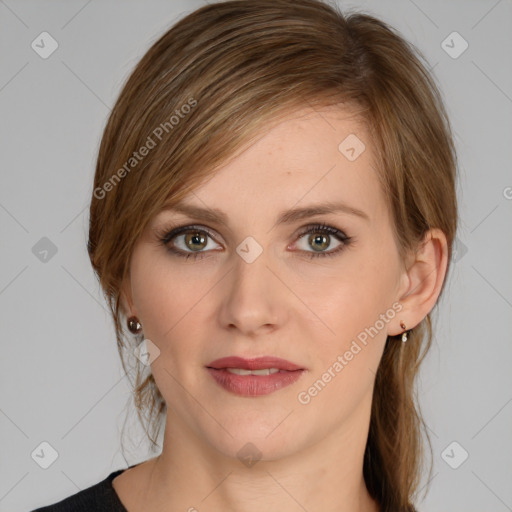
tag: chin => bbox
[202,421,307,464]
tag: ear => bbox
[389,228,449,335]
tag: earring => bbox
[399,320,409,343]
[127,316,142,334]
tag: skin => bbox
[114,104,448,512]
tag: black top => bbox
[30,465,135,512]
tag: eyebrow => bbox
[161,200,370,226]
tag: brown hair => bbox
[87,1,458,510]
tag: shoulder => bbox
[30,467,130,512]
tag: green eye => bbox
[156,222,352,260]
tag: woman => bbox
[33,0,457,510]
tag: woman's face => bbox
[122,105,409,461]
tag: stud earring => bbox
[399,320,410,342]
[127,316,142,334]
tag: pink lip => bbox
[206,356,305,397]
[206,356,304,371]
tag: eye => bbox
[155,222,353,261]
[156,225,221,260]
[294,222,352,259]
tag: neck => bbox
[141,398,380,512]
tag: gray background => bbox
[1,0,511,511]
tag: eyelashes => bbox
[155,222,353,261]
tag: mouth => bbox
[206,356,304,371]
[206,356,306,396]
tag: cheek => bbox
[130,253,216,358]
[131,250,194,319]
[302,245,398,364]
[295,266,394,416]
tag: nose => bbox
[217,246,286,336]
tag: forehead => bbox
[159,104,387,228]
